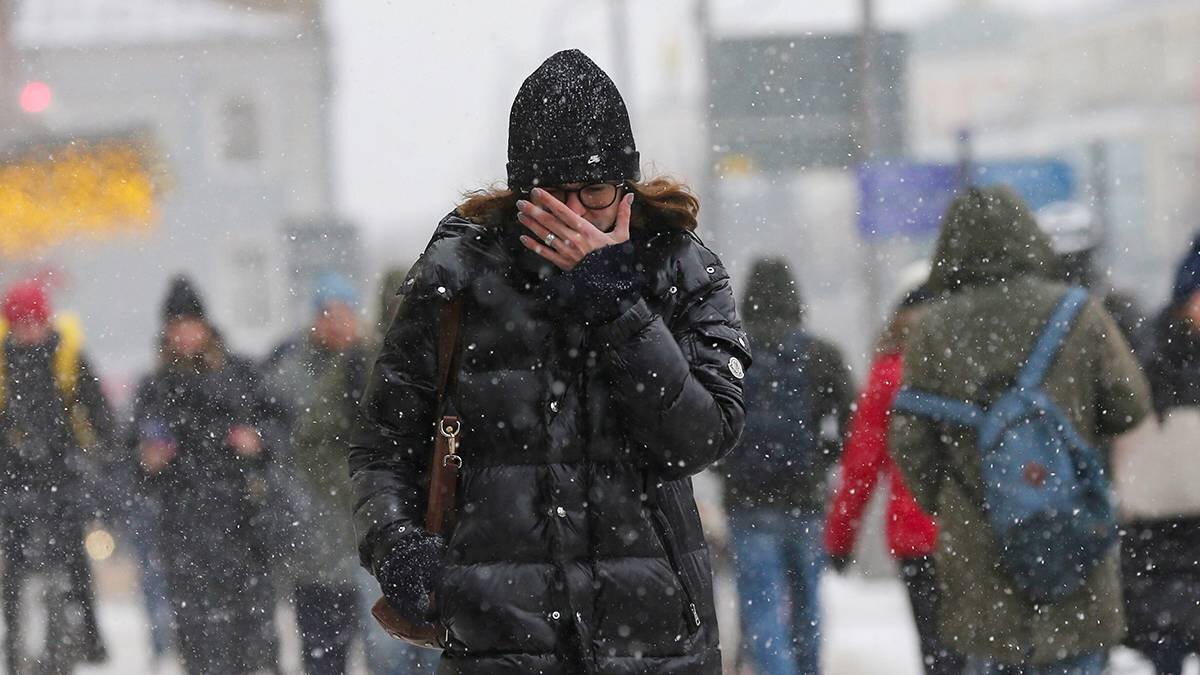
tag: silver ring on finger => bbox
[544,233,557,246]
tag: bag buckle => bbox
[440,419,463,468]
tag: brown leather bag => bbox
[371,296,464,649]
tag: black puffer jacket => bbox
[350,213,749,674]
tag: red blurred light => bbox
[20,81,52,113]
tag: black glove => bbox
[830,554,851,574]
[561,241,641,326]
[376,531,446,623]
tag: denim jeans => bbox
[295,583,359,675]
[128,500,174,657]
[967,650,1105,675]
[729,509,824,675]
[1142,641,1193,675]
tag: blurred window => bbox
[222,95,261,163]
[232,246,271,327]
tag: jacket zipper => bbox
[649,507,702,631]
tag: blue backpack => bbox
[892,287,1116,603]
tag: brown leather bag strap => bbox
[426,295,465,536]
[435,296,465,403]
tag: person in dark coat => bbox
[264,274,383,675]
[0,279,113,674]
[1117,235,1200,674]
[1036,201,1150,355]
[129,276,280,675]
[349,49,750,675]
[721,258,851,675]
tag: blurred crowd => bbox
[0,266,438,674]
[0,183,1196,675]
[716,186,1188,675]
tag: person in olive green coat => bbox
[889,186,1151,672]
[263,273,370,674]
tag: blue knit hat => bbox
[1172,234,1200,307]
[314,272,357,312]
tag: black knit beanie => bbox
[740,258,803,327]
[506,49,640,191]
[162,274,207,323]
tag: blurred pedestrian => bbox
[349,49,750,673]
[825,286,965,675]
[890,186,1151,674]
[723,258,851,675]
[1114,234,1200,675]
[0,278,113,674]
[129,276,280,675]
[1037,201,1150,355]
[262,273,374,675]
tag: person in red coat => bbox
[825,287,965,675]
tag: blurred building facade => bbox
[910,0,1200,305]
[6,0,354,382]
[703,31,911,368]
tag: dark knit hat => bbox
[506,49,639,190]
[740,258,803,328]
[2,279,51,326]
[162,275,207,323]
[1172,233,1200,306]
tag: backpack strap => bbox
[892,388,983,429]
[892,387,990,514]
[1016,287,1090,391]
[53,313,84,403]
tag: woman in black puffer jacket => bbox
[348,50,750,675]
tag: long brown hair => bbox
[456,176,700,232]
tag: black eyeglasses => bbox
[534,182,624,210]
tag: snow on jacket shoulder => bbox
[349,211,748,674]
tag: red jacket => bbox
[825,351,939,559]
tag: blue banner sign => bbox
[857,159,1075,238]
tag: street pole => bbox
[696,0,717,243]
[609,0,632,112]
[0,0,15,141]
[857,0,883,323]
[956,127,975,188]
[857,0,881,163]
[1088,140,1111,266]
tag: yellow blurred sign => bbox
[716,153,757,176]
[0,134,163,259]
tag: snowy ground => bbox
[44,567,1176,674]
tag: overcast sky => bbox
[325,0,1109,249]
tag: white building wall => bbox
[11,7,334,381]
[910,0,1200,307]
